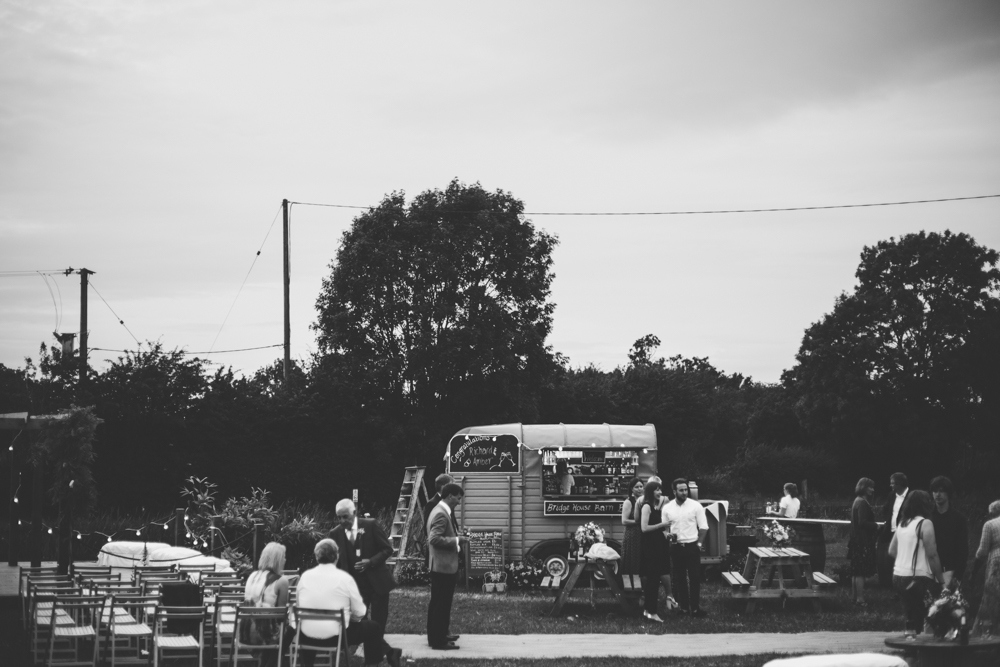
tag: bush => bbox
[728,444,840,495]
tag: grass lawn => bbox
[387,578,907,635]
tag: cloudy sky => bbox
[2,0,999,384]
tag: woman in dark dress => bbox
[640,479,674,622]
[620,477,644,575]
[849,477,879,606]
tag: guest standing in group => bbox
[427,483,467,650]
[889,491,944,637]
[929,476,969,590]
[295,539,401,667]
[620,477,644,575]
[243,542,290,667]
[971,500,1000,637]
[878,472,911,588]
[330,499,396,632]
[423,474,454,527]
[664,478,709,617]
[639,479,674,622]
[848,477,879,606]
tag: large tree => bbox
[313,180,559,437]
[784,230,1000,484]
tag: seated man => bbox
[294,538,402,667]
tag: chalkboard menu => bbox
[465,529,504,576]
[449,433,520,473]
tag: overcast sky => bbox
[2,0,999,384]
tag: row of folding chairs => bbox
[27,592,350,667]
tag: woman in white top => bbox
[242,542,291,666]
[768,483,800,518]
[888,490,944,636]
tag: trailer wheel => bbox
[543,554,569,578]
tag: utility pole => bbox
[79,268,93,395]
[282,199,291,382]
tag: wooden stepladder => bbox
[389,466,430,576]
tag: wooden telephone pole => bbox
[282,200,291,382]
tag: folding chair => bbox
[45,594,106,667]
[209,596,242,667]
[104,594,158,667]
[152,606,209,667]
[230,605,287,667]
[29,587,82,664]
[71,564,113,580]
[289,607,348,667]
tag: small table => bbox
[548,558,637,616]
[739,546,828,612]
[884,634,1000,667]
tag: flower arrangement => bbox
[504,559,545,590]
[763,520,795,548]
[926,587,969,640]
[571,522,605,555]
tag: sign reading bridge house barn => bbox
[448,433,521,473]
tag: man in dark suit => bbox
[330,499,397,638]
[423,473,454,528]
[426,483,466,650]
[877,472,911,587]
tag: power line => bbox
[88,280,141,346]
[290,193,1000,216]
[208,204,284,353]
[90,344,283,355]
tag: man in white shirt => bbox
[662,478,709,617]
[878,473,910,587]
[295,539,401,667]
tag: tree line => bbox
[2,180,998,514]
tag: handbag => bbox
[904,520,924,592]
[239,570,279,645]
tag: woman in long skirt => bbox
[620,477,644,575]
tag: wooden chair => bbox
[71,564,113,580]
[104,594,158,667]
[152,605,209,667]
[44,594,106,667]
[289,607,348,667]
[29,587,82,664]
[230,605,287,667]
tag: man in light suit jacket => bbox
[426,483,467,650]
[330,499,397,634]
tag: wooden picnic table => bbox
[547,558,638,616]
[726,546,834,612]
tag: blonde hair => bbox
[257,542,286,574]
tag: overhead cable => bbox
[290,193,1000,216]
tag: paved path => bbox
[384,632,895,660]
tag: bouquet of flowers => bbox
[571,522,605,554]
[926,587,969,640]
[763,520,795,548]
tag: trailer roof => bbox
[450,423,656,451]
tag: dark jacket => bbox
[330,517,396,595]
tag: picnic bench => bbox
[547,558,638,616]
[724,546,833,612]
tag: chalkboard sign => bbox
[465,529,504,576]
[448,433,520,473]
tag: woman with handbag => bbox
[889,490,944,637]
[243,542,291,666]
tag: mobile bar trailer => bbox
[446,423,729,579]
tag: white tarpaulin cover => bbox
[97,541,231,571]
